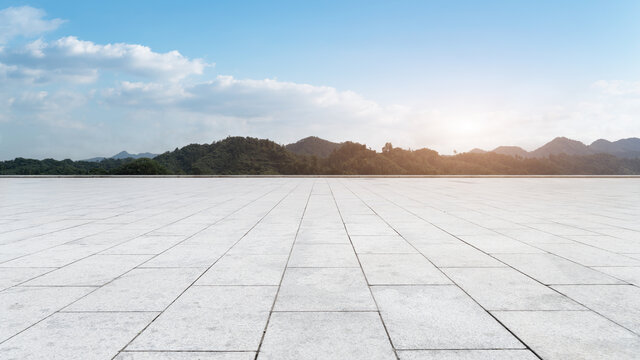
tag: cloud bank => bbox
[0,6,638,160]
[0,6,64,44]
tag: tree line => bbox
[2,137,640,175]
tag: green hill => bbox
[285,136,342,158]
[154,136,320,175]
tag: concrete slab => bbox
[372,285,524,349]
[0,311,157,360]
[494,310,640,360]
[127,286,276,351]
[359,254,451,285]
[259,312,395,359]
[444,267,583,310]
[2,177,640,359]
[274,267,376,311]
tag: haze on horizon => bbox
[0,0,639,160]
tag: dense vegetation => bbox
[0,157,169,175]
[285,136,342,158]
[2,136,640,175]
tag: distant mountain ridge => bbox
[4,136,640,175]
[471,137,640,159]
[83,151,158,162]
[285,136,342,158]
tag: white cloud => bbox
[0,6,64,44]
[99,76,414,148]
[592,80,640,96]
[0,5,638,159]
[0,36,210,83]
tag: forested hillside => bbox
[2,137,640,175]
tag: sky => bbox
[0,0,639,160]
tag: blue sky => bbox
[1,0,639,159]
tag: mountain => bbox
[111,151,158,160]
[83,151,157,162]
[285,136,342,158]
[492,146,529,158]
[468,137,640,159]
[589,138,640,158]
[4,136,640,175]
[468,148,487,154]
[154,136,318,175]
[529,137,593,158]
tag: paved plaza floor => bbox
[1,177,639,359]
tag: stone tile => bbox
[141,244,227,267]
[372,285,523,349]
[0,286,94,342]
[127,286,276,351]
[296,229,350,244]
[259,312,396,360]
[4,178,640,360]
[0,267,54,290]
[494,253,623,285]
[64,268,203,311]
[0,244,107,267]
[535,242,640,267]
[196,254,288,285]
[274,267,376,311]
[495,228,573,245]
[528,223,599,236]
[565,235,640,253]
[397,350,539,360]
[494,310,640,360]
[101,235,186,255]
[24,254,151,286]
[415,243,504,267]
[552,285,640,334]
[115,352,255,360]
[346,221,398,236]
[458,235,543,254]
[444,267,583,310]
[288,244,359,267]
[228,237,294,255]
[351,235,417,254]
[0,312,156,359]
[360,254,451,285]
[593,266,640,286]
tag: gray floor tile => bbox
[351,235,417,254]
[274,267,376,311]
[64,268,203,311]
[0,312,157,360]
[536,242,640,267]
[196,254,288,285]
[592,266,640,285]
[444,267,583,310]
[0,267,54,290]
[397,350,539,360]
[458,235,543,254]
[416,244,504,267]
[259,312,396,359]
[116,352,255,360]
[360,254,451,285]
[24,254,151,286]
[372,285,523,349]
[127,286,276,351]
[0,286,94,342]
[553,284,640,334]
[141,244,228,267]
[494,310,640,360]
[102,235,186,255]
[288,243,358,267]
[494,253,623,285]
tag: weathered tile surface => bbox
[1,177,639,359]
